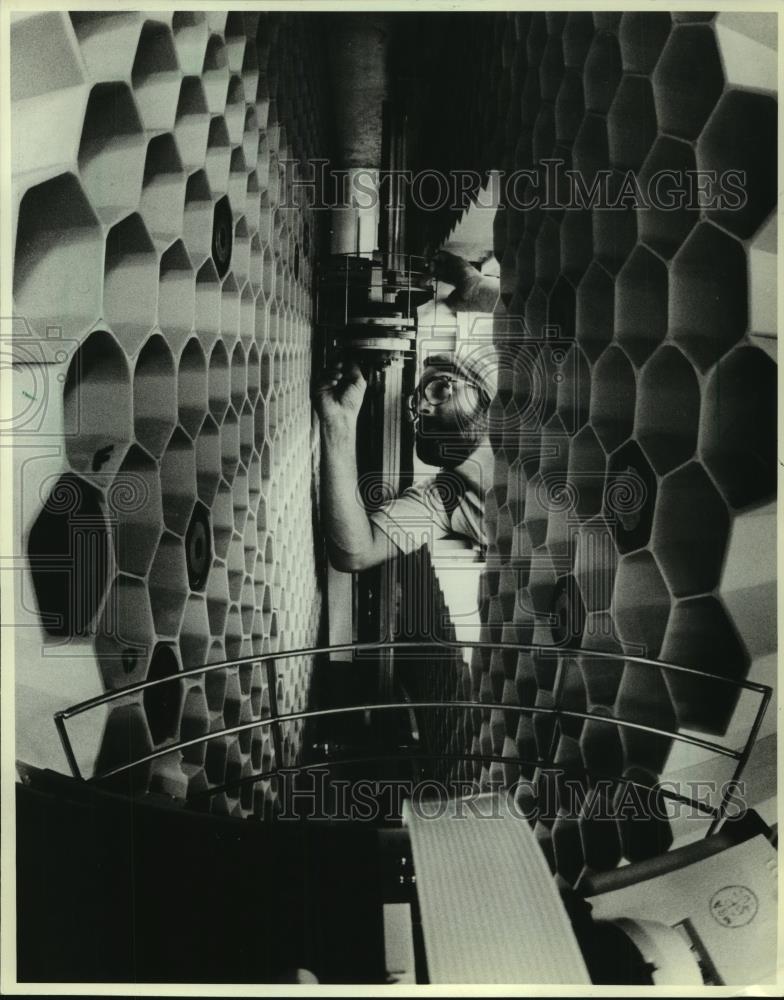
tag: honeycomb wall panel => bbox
[399,10,777,885]
[13,11,333,815]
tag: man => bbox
[313,345,497,572]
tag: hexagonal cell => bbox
[224,12,247,72]
[208,340,230,420]
[177,338,207,438]
[69,12,143,81]
[142,642,183,746]
[749,212,776,351]
[202,34,229,113]
[583,31,622,114]
[222,75,245,146]
[240,575,255,636]
[607,76,657,171]
[539,31,565,102]
[78,84,145,225]
[615,663,677,775]
[637,136,699,258]
[171,12,208,75]
[593,12,622,32]
[550,574,586,649]
[204,652,226,713]
[590,346,635,454]
[205,116,231,195]
[225,604,244,661]
[719,501,775,661]
[103,213,157,352]
[574,262,613,362]
[242,286,260,350]
[160,427,197,536]
[193,414,220,507]
[206,558,229,638]
[553,70,582,149]
[715,12,777,93]
[193,258,221,348]
[212,480,233,561]
[572,114,608,193]
[63,330,132,479]
[173,76,210,172]
[28,474,110,638]
[698,90,777,241]
[604,441,657,555]
[179,593,211,671]
[229,341,247,411]
[671,224,747,371]
[239,401,255,468]
[220,407,240,483]
[661,596,750,733]
[131,21,181,131]
[246,343,260,400]
[242,107,260,172]
[635,345,700,476]
[592,172,637,275]
[96,573,155,687]
[614,244,667,365]
[220,273,240,341]
[612,551,671,660]
[547,276,575,348]
[131,334,176,460]
[573,516,617,616]
[701,347,776,509]
[11,12,81,105]
[618,12,672,72]
[180,683,209,767]
[181,170,212,267]
[652,462,729,598]
[578,621,625,707]
[140,134,186,243]
[615,769,673,863]
[233,467,250,531]
[228,149,249,216]
[562,12,594,68]
[226,532,246,606]
[532,105,556,167]
[157,240,194,350]
[242,513,258,573]
[148,531,188,637]
[94,702,152,792]
[567,426,606,519]
[652,25,723,140]
[14,173,103,342]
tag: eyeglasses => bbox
[406,374,482,420]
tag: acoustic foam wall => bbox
[399,11,777,885]
[12,11,331,816]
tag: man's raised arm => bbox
[312,359,395,572]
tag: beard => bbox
[415,418,484,468]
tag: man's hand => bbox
[428,249,482,291]
[312,359,367,432]
[428,250,500,314]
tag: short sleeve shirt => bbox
[368,474,485,556]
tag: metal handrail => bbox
[53,639,771,835]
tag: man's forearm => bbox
[319,420,376,571]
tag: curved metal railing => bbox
[53,639,772,834]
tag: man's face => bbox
[412,366,486,468]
